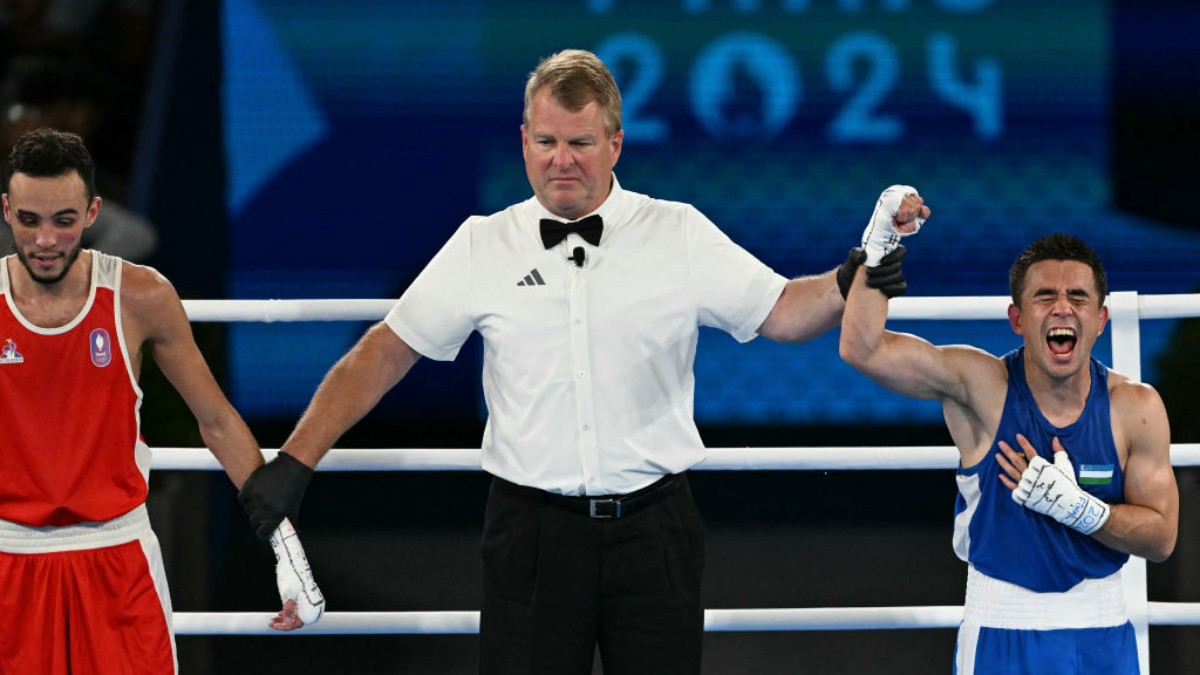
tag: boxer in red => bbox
[0,128,321,674]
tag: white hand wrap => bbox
[270,518,326,624]
[862,184,924,266]
[1011,450,1111,536]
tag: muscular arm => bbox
[126,264,331,628]
[838,266,1008,466]
[757,269,843,343]
[1093,382,1178,561]
[839,266,996,402]
[124,264,262,488]
[281,322,421,468]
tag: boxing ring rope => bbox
[177,293,1200,323]
[152,444,1200,472]
[172,604,1200,636]
[170,293,1200,672]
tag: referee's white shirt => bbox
[385,177,787,496]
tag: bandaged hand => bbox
[268,518,326,630]
[862,185,926,267]
[1010,442,1110,536]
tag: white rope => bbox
[1138,294,1200,319]
[1147,602,1200,626]
[179,294,1200,322]
[151,443,1200,471]
[172,607,966,635]
[164,293,1200,646]
[176,604,1200,635]
[888,296,1010,320]
[182,299,394,322]
[175,611,480,635]
[158,441,1200,637]
[703,607,964,631]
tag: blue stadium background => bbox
[117,1,1199,673]
[216,0,1200,426]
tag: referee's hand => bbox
[239,452,313,539]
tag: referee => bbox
[237,48,927,675]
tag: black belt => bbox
[497,473,684,519]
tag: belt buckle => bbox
[589,498,620,519]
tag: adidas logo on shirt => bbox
[517,269,546,286]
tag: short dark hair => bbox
[6,127,97,202]
[1009,233,1107,305]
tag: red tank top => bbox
[0,252,148,526]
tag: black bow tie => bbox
[539,214,603,249]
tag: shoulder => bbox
[944,344,1007,379]
[462,213,496,230]
[1108,372,1170,454]
[475,198,543,230]
[946,343,1005,364]
[1106,373,1172,474]
[459,208,521,242]
[633,197,716,240]
[609,183,698,225]
[945,344,1008,401]
[1108,371,1167,418]
[644,194,701,222]
[119,261,183,316]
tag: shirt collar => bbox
[525,174,630,234]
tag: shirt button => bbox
[574,318,582,325]
[577,370,586,378]
[582,425,591,432]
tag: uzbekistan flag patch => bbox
[1078,464,1114,485]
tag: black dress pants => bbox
[479,474,705,675]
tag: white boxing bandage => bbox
[1012,450,1111,536]
[270,518,326,624]
[862,184,924,266]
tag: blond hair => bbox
[523,49,622,137]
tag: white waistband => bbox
[0,505,152,553]
[963,566,1127,630]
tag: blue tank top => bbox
[952,348,1128,593]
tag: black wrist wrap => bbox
[238,452,314,540]
[865,245,908,298]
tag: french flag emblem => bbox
[90,328,112,368]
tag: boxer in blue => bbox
[840,227,1177,674]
